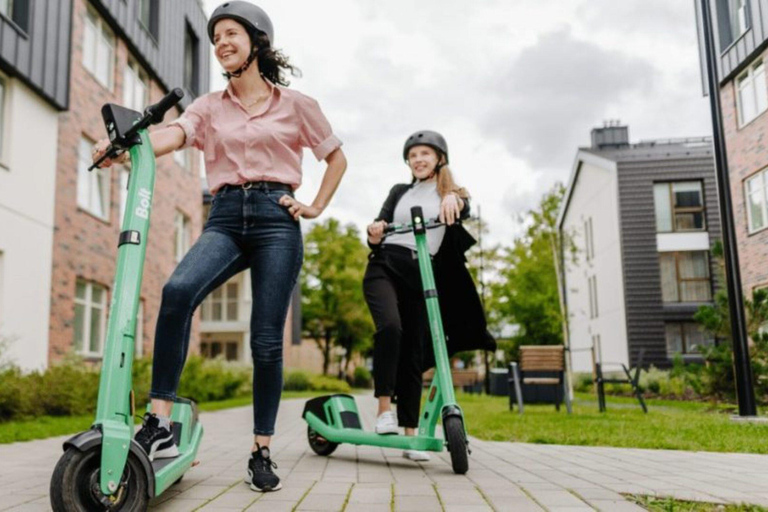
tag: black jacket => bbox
[369,183,497,370]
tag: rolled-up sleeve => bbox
[168,95,208,150]
[296,95,342,161]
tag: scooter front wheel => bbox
[307,426,339,456]
[50,445,149,511]
[444,416,469,474]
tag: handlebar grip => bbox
[144,88,184,125]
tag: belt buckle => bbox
[242,182,253,190]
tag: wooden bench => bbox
[508,345,572,414]
[422,368,480,389]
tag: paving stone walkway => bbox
[1,395,767,511]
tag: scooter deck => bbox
[152,422,204,496]
[305,412,444,452]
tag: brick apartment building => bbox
[696,0,768,299]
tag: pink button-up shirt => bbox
[170,81,342,194]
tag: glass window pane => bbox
[678,252,709,279]
[673,182,702,208]
[213,303,222,321]
[756,66,768,114]
[665,324,683,355]
[684,323,712,353]
[89,305,102,353]
[74,303,85,352]
[654,184,673,232]
[680,281,712,302]
[226,342,238,361]
[211,342,222,358]
[659,254,679,302]
[83,18,96,73]
[740,78,757,123]
[749,190,765,231]
[76,281,86,300]
[91,286,103,305]
[675,212,704,231]
[77,140,92,210]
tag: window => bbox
[201,282,239,322]
[736,59,767,127]
[659,251,712,302]
[0,0,30,32]
[74,280,108,357]
[745,168,768,233]
[588,275,599,319]
[653,182,706,232]
[138,0,159,40]
[123,58,149,112]
[184,23,200,95]
[77,138,111,220]
[718,0,750,50]
[200,340,239,361]
[83,7,115,89]
[174,211,190,262]
[0,76,5,163]
[584,219,594,262]
[665,323,714,357]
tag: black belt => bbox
[220,181,293,193]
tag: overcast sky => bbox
[201,0,711,246]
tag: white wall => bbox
[0,78,58,370]
[562,154,629,373]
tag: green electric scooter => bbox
[302,206,470,474]
[50,89,203,511]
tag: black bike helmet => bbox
[403,130,449,164]
[207,1,274,47]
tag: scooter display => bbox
[50,89,203,511]
[302,206,470,474]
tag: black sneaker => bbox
[134,413,179,461]
[245,445,282,492]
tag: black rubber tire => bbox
[50,446,149,511]
[307,426,339,456]
[444,416,469,475]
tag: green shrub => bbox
[177,356,251,403]
[309,374,351,393]
[352,366,372,388]
[284,370,312,391]
[0,368,24,420]
[573,373,593,393]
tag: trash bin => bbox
[489,368,509,396]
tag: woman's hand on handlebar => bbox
[439,193,462,225]
[92,138,127,168]
[367,220,387,245]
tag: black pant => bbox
[363,246,428,428]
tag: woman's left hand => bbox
[279,195,321,220]
[439,193,462,225]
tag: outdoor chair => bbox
[508,345,572,414]
[593,348,647,413]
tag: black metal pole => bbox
[699,0,757,416]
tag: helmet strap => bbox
[224,46,258,80]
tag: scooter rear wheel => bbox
[444,416,469,474]
[307,426,339,456]
[50,445,149,511]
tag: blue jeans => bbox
[150,184,303,436]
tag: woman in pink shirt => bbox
[93,1,346,493]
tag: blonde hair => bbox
[436,163,469,200]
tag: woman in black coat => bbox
[363,130,496,462]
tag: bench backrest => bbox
[520,345,564,372]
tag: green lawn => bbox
[0,390,337,444]
[627,495,768,511]
[460,392,768,454]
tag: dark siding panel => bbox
[29,0,46,85]
[1,23,16,64]
[42,0,59,97]
[56,1,73,107]
[617,154,721,368]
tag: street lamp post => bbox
[699,0,757,417]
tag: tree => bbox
[301,219,374,376]
[496,183,572,361]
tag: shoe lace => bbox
[257,454,278,472]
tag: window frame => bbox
[184,22,200,96]
[736,58,767,128]
[74,280,108,358]
[174,211,191,263]
[83,6,116,91]
[123,57,149,113]
[745,168,768,234]
[665,322,714,357]
[659,251,713,303]
[138,0,159,42]
[653,181,706,233]
[77,137,112,222]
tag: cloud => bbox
[481,28,658,172]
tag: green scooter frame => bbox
[303,206,470,474]
[50,89,203,511]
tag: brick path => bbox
[1,396,767,511]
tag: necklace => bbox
[242,88,271,109]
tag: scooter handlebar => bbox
[382,218,445,236]
[143,88,184,126]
